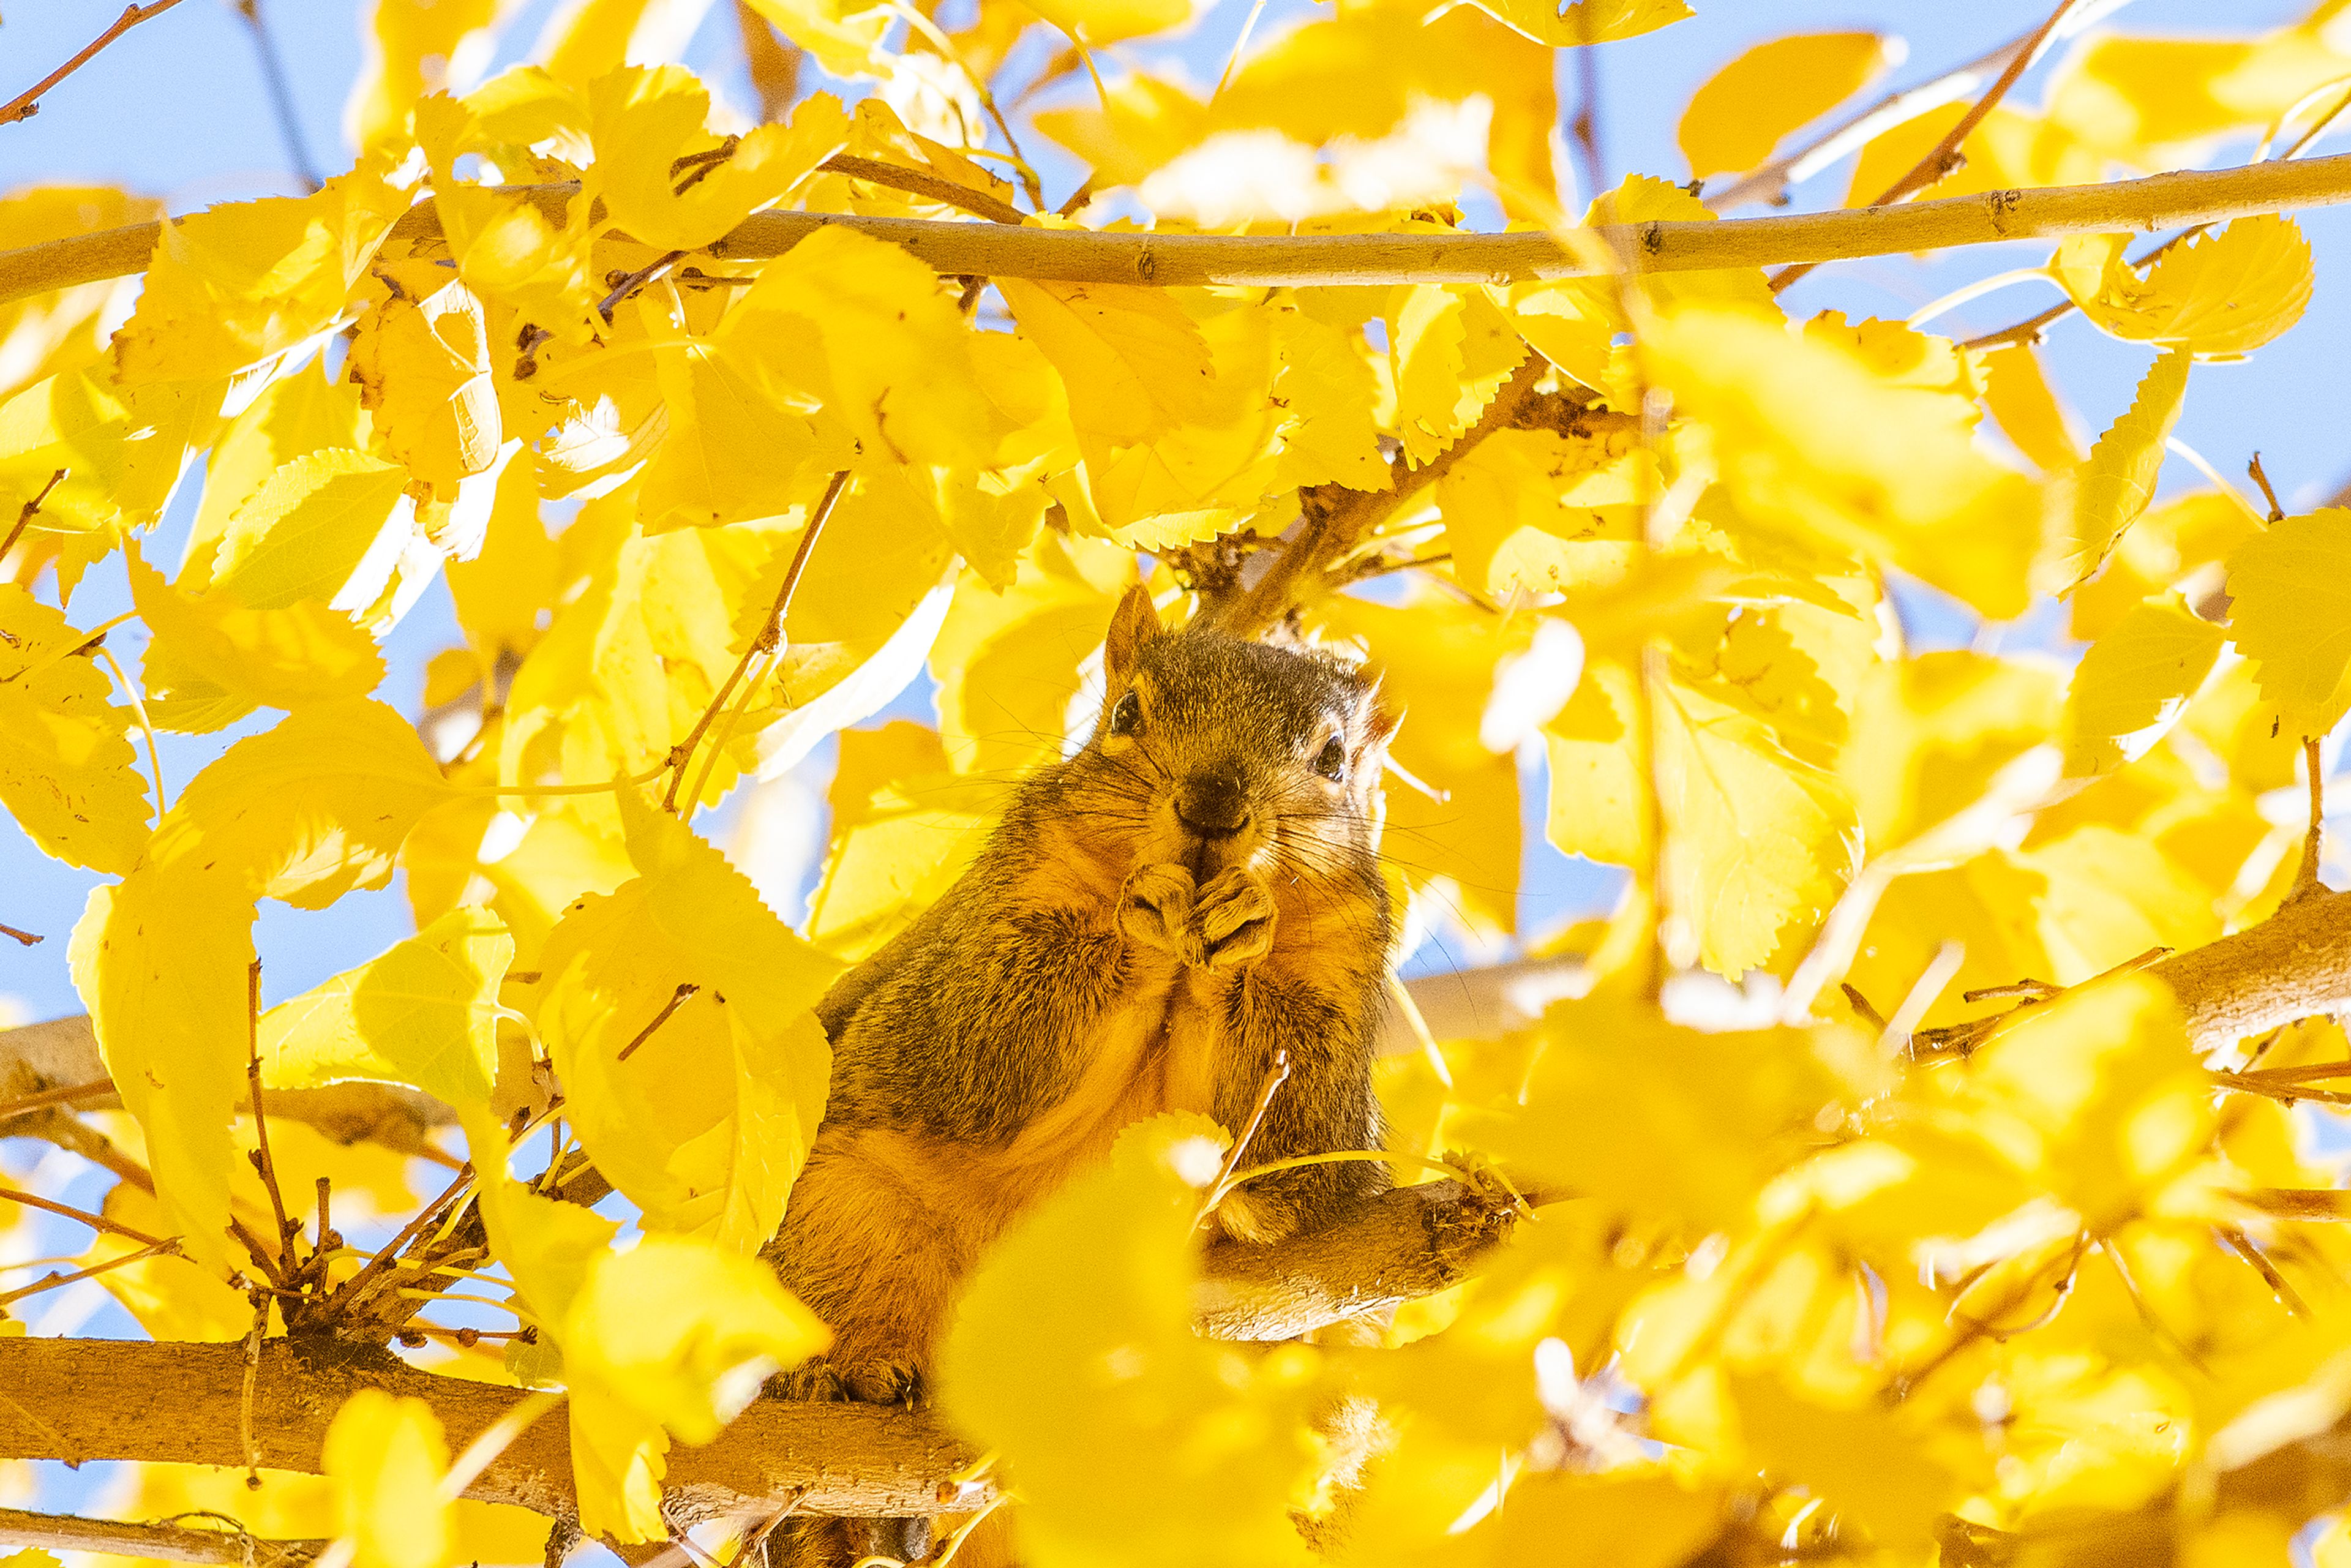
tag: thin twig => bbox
[0,1237,182,1308]
[232,0,320,192]
[1,469,67,560]
[597,250,688,324]
[239,1289,268,1486]
[326,1162,475,1319]
[824,152,1029,225]
[616,984,702,1062]
[2248,453,2287,522]
[1772,0,2083,293]
[0,1,189,127]
[0,923,43,948]
[2290,737,2328,904]
[245,961,297,1258]
[0,1184,173,1248]
[662,468,852,812]
[2216,1226,2308,1318]
[1198,1050,1291,1226]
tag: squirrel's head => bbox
[1068,585,1401,883]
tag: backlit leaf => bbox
[2053,216,2314,357]
[324,1390,453,1568]
[0,583,151,873]
[2224,507,2351,740]
[587,69,848,252]
[1678,31,1892,180]
[2061,595,2225,780]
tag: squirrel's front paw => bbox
[1120,863,1196,956]
[1193,865,1276,970]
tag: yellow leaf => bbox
[260,904,511,1112]
[211,449,415,612]
[588,69,847,252]
[726,223,1002,470]
[1000,277,1218,460]
[928,535,1127,779]
[1729,1374,1974,1548]
[1678,32,1892,178]
[1657,672,1860,979]
[1458,1469,1728,1567]
[2070,489,2255,642]
[1318,590,1526,936]
[0,369,133,531]
[1843,102,2098,208]
[2048,31,2351,165]
[324,1390,453,1568]
[1643,302,2044,620]
[532,792,838,1249]
[804,722,994,959]
[1022,0,1198,44]
[740,0,892,80]
[128,546,386,733]
[1981,342,2084,474]
[634,316,824,533]
[111,165,410,385]
[1465,0,1689,50]
[1545,657,1647,868]
[1073,294,1288,546]
[347,274,503,500]
[1269,308,1385,492]
[2061,595,2226,780]
[69,701,460,1270]
[2224,507,2351,740]
[937,1114,1321,1568]
[563,1234,829,1443]
[0,584,151,872]
[186,361,369,588]
[1437,427,1649,596]
[1967,972,2212,1229]
[1486,998,1874,1232]
[1592,174,1774,312]
[2053,215,2314,357]
[350,0,510,148]
[1388,282,1526,468]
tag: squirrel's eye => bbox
[1313,735,1346,781]
[1108,690,1142,738]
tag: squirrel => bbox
[763,584,1401,1564]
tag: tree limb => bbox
[0,1503,320,1565]
[2153,888,2351,1050]
[9,152,2351,307]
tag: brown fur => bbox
[765,587,1398,1563]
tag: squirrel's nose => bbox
[1175,770,1250,839]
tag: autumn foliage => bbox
[6,0,2351,1564]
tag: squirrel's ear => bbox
[1103,584,1163,687]
[1357,677,1404,752]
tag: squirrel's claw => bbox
[1194,865,1276,970]
[1120,862,1197,956]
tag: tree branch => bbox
[0,1504,320,1566]
[0,0,190,128]
[2152,888,2351,1050]
[9,152,2351,307]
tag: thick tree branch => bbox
[8,152,2351,307]
[2153,889,2351,1050]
